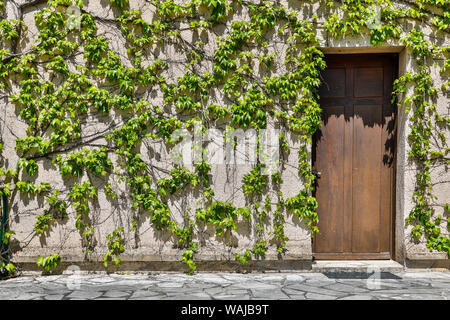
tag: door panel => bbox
[312,106,345,253]
[354,67,383,97]
[320,68,346,97]
[313,54,397,260]
[352,104,382,253]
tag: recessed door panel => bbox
[313,54,396,260]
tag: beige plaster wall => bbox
[1,0,448,269]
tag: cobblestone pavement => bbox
[0,271,449,300]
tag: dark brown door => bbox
[312,54,397,259]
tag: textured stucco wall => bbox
[1,0,448,269]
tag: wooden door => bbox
[312,54,397,259]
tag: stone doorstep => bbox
[311,260,405,273]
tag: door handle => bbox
[312,170,321,178]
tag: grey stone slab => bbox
[282,287,307,297]
[338,295,374,300]
[44,294,65,300]
[305,292,337,300]
[394,293,446,300]
[103,290,131,298]
[214,295,251,300]
[65,291,104,299]
[222,289,250,295]
[252,275,285,283]
[84,277,116,283]
[370,288,443,294]
[160,292,211,300]
[283,294,306,300]
[194,276,232,285]
[35,276,64,282]
[154,275,194,283]
[2,277,35,283]
[129,290,164,299]
[97,280,149,286]
[36,282,72,291]
[162,287,204,294]
[204,286,227,296]
[430,282,450,288]
[324,282,370,293]
[401,272,450,280]
[301,273,333,281]
[227,282,279,290]
[0,283,37,290]
[304,279,336,287]
[10,284,47,294]
[10,293,46,300]
[165,290,205,297]
[221,274,254,282]
[371,281,412,289]
[285,283,347,297]
[156,282,185,288]
[184,282,223,289]
[78,284,139,292]
[128,295,167,300]
[284,274,305,284]
[109,274,150,280]
[250,288,289,299]
[184,292,212,299]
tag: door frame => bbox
[311,52,400,261]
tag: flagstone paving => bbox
[0,271,449,300]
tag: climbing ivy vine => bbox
[0,0,448,275]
